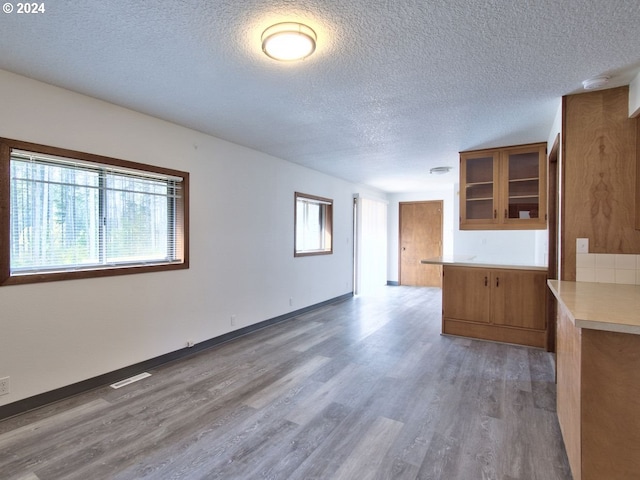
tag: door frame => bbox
[547,134,560,352]
[398,200,443,286]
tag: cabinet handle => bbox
[504,209,507,219]
[484,276,488,286]
[494,209,497,219]
[496,277,500,287]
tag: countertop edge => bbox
[547,280,577,327]
[547,279,640,335]
[422,256,548,271]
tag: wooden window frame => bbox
[0,138,189,286]
[294,192,333,257]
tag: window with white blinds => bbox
[0,138,189,285]
[295,192,333,256]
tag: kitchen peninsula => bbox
[548,280,640,480]
[422,255,549,349]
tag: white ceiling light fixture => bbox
[430,166,452,175]
[582,76,610,90]
[262,22,317,61]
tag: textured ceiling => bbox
[1,0,639,192]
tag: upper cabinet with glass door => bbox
[460,143,547,230]
[460,150,500,228]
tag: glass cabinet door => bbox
[461,153,498,224]
[504,145,545,223]
[460,143,546,230]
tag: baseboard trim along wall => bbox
[0,292,354,421]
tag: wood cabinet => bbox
[442,265,548,348]
[556,301,640,480]
[460,143,547,230]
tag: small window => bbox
[295,192,333,257]
[0,138,189,285]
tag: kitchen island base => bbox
[442,265,548,349]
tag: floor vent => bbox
[110,372,152,389]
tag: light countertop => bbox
[421,255,548,271]
[548,280,640,335]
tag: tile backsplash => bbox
[576,253,640,284]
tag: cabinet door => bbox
[460,143,547,230]
[460,151,499,229]
[501,144,547,228]
[443,266,491,323]
[491,269,547,330]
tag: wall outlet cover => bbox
[577,238,589,254]
[0,377,10,396]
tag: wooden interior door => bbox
[399,201,443,287]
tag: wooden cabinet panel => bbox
[555,299,640,480]
[581,329,640,479]
[562,87,640,280]
[442,266,490,323]
[492,269,547,330]
[442,265,548,348]
[556,304,582,480]
[460,143,547,230]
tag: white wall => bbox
[0,70,381,406]
[452,183,548,265]
[548,100,562,150]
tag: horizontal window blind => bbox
[9,150,183,274]
[297,196,332,206]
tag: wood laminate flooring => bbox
[0,286,572,480]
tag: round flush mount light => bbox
[262,22,317,61]
[430,166,452,175]
[582,76,610,90]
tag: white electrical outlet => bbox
[231,314,236,326]
[576,238,589,254]
[289,298,293,306]
[0,376,10,396]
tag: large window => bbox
[294,192,333,257]
[0,138,189,285]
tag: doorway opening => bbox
[353,195,388,295]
